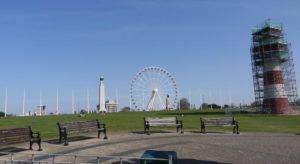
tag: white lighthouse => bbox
[99,76,107,113]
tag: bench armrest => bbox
[200,118,203,124]
[57,123,63,132]
[96,119,106,128]
[32,132,41,138]
[144,117,149,124]
[58,126,67,133]
[232,117,239,125]
[177,120,183,125]
[98,122,106,129]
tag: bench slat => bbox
[146,117,176,122]
[202,117,233,126]
[58,120,100,134]
[0,128,31,144]
[146,117,177,126]
[200,117,239,134]
[144,117,183,134]
[58,120,107,145]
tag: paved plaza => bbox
[0,132,299,163]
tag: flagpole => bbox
[72,90,75,114]
[87,88,90,113]
[189,90,192,109]
[129,95,132,111]
[39,89,43,116]
[116,88,119,112]
[23,88,26,116]
[4,88,7,117]
[56,88,59,115]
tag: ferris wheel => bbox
[130,67,178,111]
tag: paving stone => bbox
[0,132,299,163]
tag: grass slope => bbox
[0,110,299,139]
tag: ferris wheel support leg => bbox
[147,98,154,111]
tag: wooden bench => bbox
[0,127,42,151]
[144,117,183,135]
[57,120,107,146]
[200,117,239,134]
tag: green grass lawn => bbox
[0,110,299,140]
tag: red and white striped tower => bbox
[262,59,293,114]
[251,20,298,114]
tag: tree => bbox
[0,111,4,117]
[296,98,300,106]
[250,101,260,107]
[121,107,130,112]
[80,109,88,115]
[223,104,230,108]
[179,98,190,110]
[200,103,209,109]
[209,104,221,109]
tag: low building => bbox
[105,100,118,113]
[36,105,46,116]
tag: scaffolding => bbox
[251,20,298,107]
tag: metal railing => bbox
[0,152,173,164]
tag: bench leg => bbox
[233,124,240,134]
[30,140,42,151]
[59,135,62,143]
[176,125,183,133]
[201,126,206,134]
[64,133,69,146]
[180,124,183,134]
[64,140,68,146]
[144,125,150,135]
[29,141,33,150]
[201,124,206,134]
[37,139,43,151]
[103,129,108,139]
[236,124,240,134]
[147,126,150,135]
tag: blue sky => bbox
[0,0,299,114]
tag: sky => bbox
[0,0,299,114]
